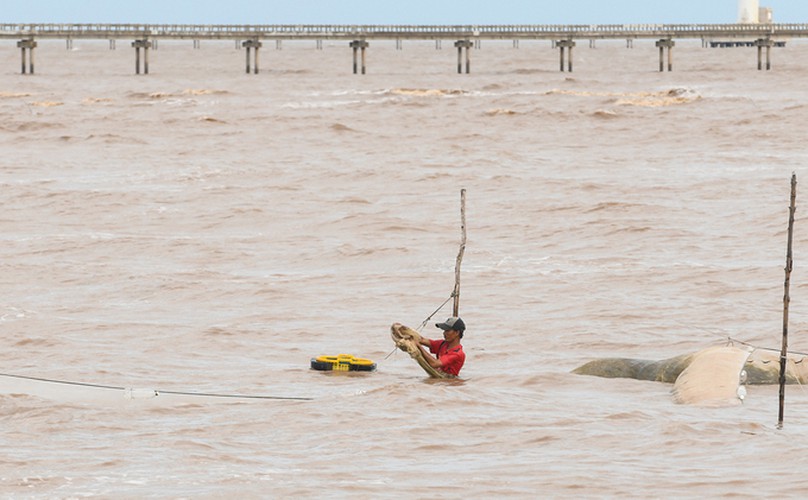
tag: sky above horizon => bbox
[5,1,808,25]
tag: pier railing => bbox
[2,23,808,40]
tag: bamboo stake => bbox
[452,189,467,316]
[778,172,797,429]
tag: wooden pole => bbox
[452,189,467,316]
[778,172,797,429]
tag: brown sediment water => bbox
[2,38,808,497]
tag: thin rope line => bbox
[0,372,126,391]
[719,335,808,358]
[416,292,455,332]
[0,372,313,401]
[679,322,808,357]
[158,389,312,401]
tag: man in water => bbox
[416,316,466,377]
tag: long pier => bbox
[3,23,807,75]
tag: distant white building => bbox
[738,0,773,23]
[738,0,759,23]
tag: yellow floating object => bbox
[310,354,376,372]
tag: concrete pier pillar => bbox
[131,39,152,74]
[557,39,576,72]
[454,40,473,73]
[655,39,675,71]
[349,40,369,74]
[755,38,774,70]
[16,39,37,74]
[657,45,663,71]
[242,40,262,74]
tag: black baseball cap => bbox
[435,317,465,332]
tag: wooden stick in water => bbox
[778,173,797,429]
[453,189,467,317]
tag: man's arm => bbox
[417,343,443,370]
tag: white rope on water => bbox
[0,372,313,401]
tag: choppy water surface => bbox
[2,39,808,497]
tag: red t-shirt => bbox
[429,339,465,376]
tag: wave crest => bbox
[386,88,468,97]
